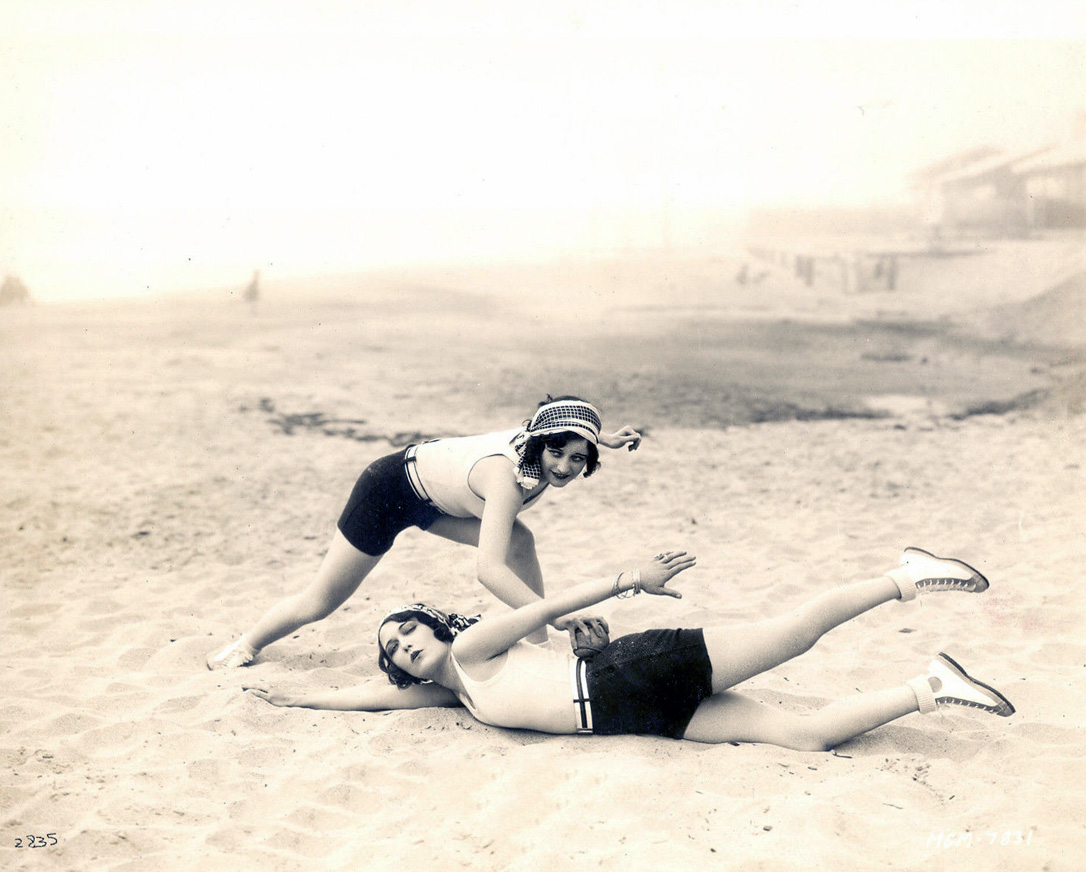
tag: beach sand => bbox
[2,237,1084,871]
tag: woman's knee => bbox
[781,607,827,658]
[786,714,835,752]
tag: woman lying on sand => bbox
[209,396,641,669]
[248,547,1014,749]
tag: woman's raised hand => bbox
[638,550,697,598]
[598,425,642,451]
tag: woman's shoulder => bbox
[468,449,521,495]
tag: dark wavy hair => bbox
[521,394,602,477]
[377,606,478,689]
[519,431,600,477]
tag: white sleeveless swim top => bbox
[450,640,578,734]
[412,429,545,519]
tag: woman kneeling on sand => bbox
[209,395,641,669]
[248,547,1014,749]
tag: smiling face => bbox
[378,616,449,682]
[539,436,590,487]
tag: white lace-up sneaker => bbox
[921,652,1015,716]
[888,547,989,601]
[206,638,257,670]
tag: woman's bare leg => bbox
[427,516,548,642]
[702,575,902,692]
[243,528,383,651]
[682,686,920,749]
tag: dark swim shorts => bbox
[336,448,443,556]
[586,629,713,739]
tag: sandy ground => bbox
[2,238,1084,871]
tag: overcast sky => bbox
[3,2,1085,301]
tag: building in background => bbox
[912,114,1086,237]
[1016,139,1086,230]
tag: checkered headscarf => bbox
[512,399,602,488]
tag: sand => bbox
[2,238,1084,871]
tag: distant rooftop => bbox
[1014,140,1086,173]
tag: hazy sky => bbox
[3,2,1085,301]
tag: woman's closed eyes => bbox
[385,620,416,657]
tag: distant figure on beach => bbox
[243,269,260,309]
[208,396,643,669]
[248,546,1013,749]
[0,274,32,306]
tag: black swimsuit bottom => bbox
[337,448,443,556]
[587,628,713,739]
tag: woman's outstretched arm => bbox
[452,550,696,666]
[245,680,461,711]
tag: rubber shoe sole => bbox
[931,652,1015,717]
[904,547,989,594]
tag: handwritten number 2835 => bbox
[15,834,58,848]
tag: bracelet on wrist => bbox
[613,569,641,599]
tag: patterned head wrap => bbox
[379,603,479,636]
[512,399,603,489]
